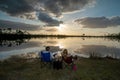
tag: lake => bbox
[0,37,120,60]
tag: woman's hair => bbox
[62,49,68,55]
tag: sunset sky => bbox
[0,0,120,35]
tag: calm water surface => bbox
[0,37,120,59]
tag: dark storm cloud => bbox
[38,12,62,26]
[0,0,34,16]
[0,20,40,31]
[0,0,95,26]
[38,0,95,16]
[74,16,120,28]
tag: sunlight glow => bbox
[57,24,66,31]
[55,43,64,49]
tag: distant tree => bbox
[3,29,6,33]
[16,29,24,35]
[0,29,2,34]
[7,28,12,33]
[23,30,29,35]
[83,34,85,36]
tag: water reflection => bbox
[75,45,120,58]
[0,39,29,47]
[0,37,120,60]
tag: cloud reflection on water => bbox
[0,37,120,59]
[74,45,120,58]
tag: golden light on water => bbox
[55,42,64,49]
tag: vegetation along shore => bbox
[0,55,120,80]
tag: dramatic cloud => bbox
[75,16,120,28]
[0,20,41,31]
[37,0,95,16]
[0,0,34,16]
[44,28,58,32]
[19,12,38,20]
[38,12,62,26]
[0,0,95,26]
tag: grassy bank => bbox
[0,57,120,80]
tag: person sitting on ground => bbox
[62,49,77,70]
[39,46,53,62]
[62,49,73,64]
[52,51,63,70]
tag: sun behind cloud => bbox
[57,24,66,31]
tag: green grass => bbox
[0,57,120,80]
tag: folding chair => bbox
[62,56,73,69]
[40,51,52,68]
